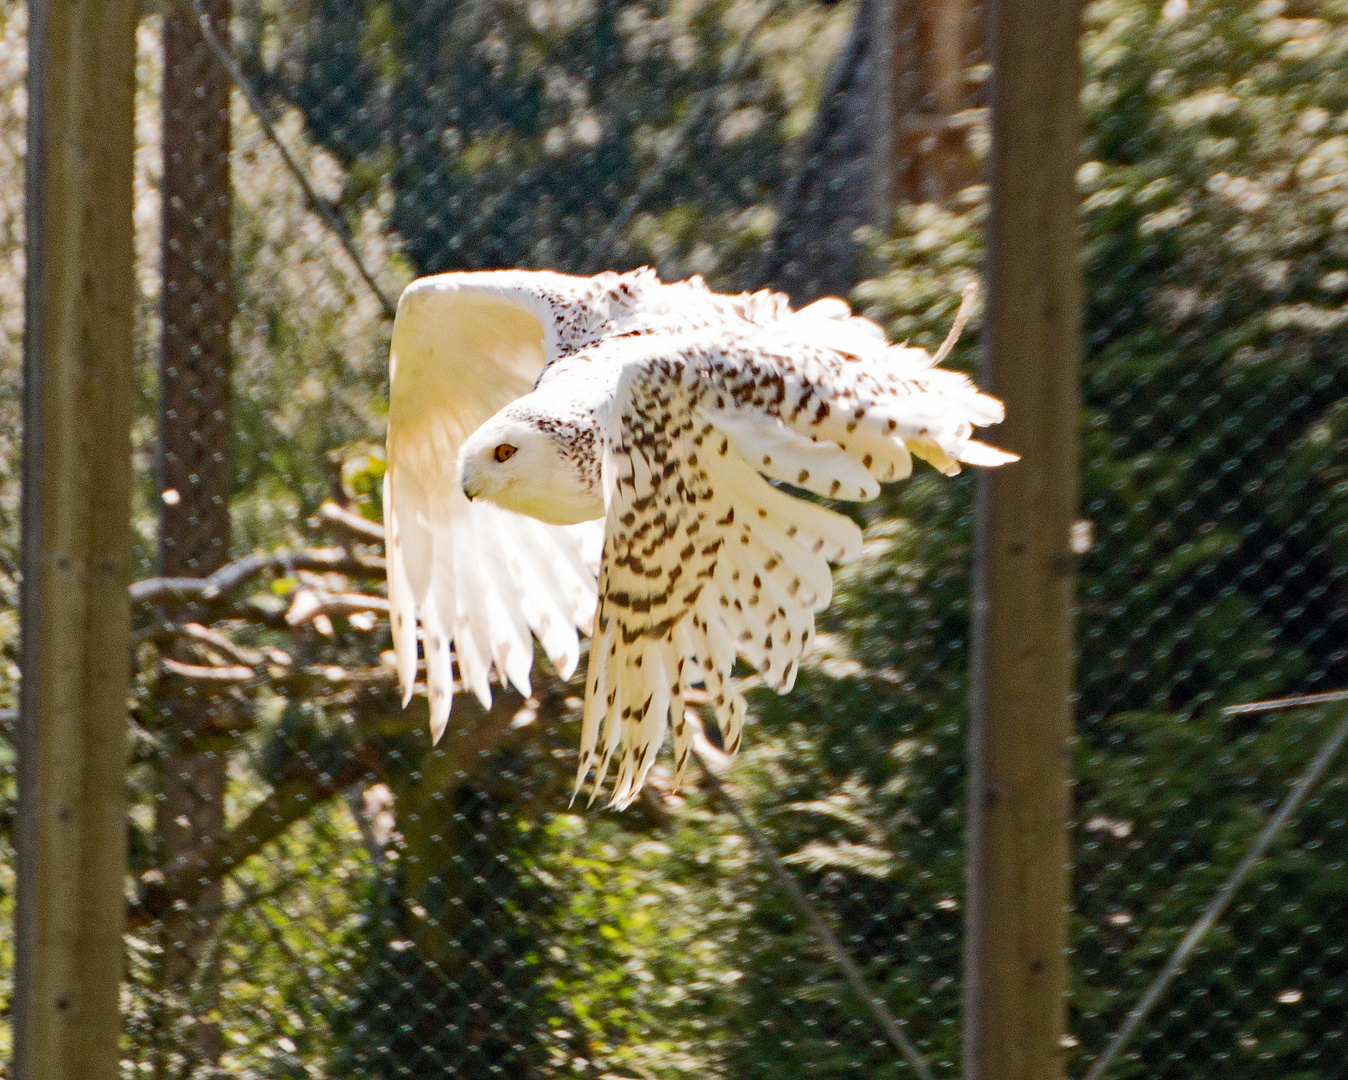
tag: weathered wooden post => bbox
[965,0,1082,1077]
[153,5,233,1066]
[15,2,139,1078]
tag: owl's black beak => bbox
[459,459,482,501]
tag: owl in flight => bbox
[385,268,1014,808]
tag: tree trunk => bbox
[965,0,1081,1076]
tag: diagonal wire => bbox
[1221,687,1348,717]
[694,751,936,1080]
[754,0,872,288]
[583,1,779,275]
[1082,697,1348,1080]
[189,0,397,320]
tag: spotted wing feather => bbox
[574,297,1014,807]
[575,348,863,808]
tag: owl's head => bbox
[458,400,603,526]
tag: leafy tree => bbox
[5,1,1348,1076]
[718,2,1348,1076]
[238,0,851,284]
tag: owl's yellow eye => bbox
[494,443,518,463]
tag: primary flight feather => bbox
[385,268,1015,808]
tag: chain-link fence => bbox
[3,0,1348,1077]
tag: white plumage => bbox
[384,268,1015,807]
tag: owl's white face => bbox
[458,406,604,526]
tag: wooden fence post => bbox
[965,0,1082,1078]
[15,2,139,1078]
[152,3,233,1066]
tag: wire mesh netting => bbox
[2,0,1348,1077]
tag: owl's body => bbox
[386,268,1014,807]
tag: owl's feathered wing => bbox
[385,271,614,741]
[386,269,1013,806]
[576,299,1016,808]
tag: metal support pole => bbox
[964,0,1081,1078]
[15,2,139,1078]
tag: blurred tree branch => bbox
[130,545,384,606]
[116,500,676,942]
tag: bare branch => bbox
[180,621,268,667]
[127,689,524,930]
[268,663,403,696]
[129,754,374,929]
[317,501,386,545]
[160,658,256,685]
[130,547,385,606]
[285,588,390,627]
[344,783,392,868]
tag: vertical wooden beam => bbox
[153,0,232,1068]
[15,2,138,1079]
[964,0,1081,1078]
[160,0,233,574]
[868,0,897,226]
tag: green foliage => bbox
[5,0,1348,1076]
[1071,0,1348,721]
[239,0,851,284]
[753,3,1348,1076]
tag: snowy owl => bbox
[385,268,1015,808]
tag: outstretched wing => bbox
[576,313,1015,808]
[386,270,620,741]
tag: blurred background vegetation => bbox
[1,0,1347,1076]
